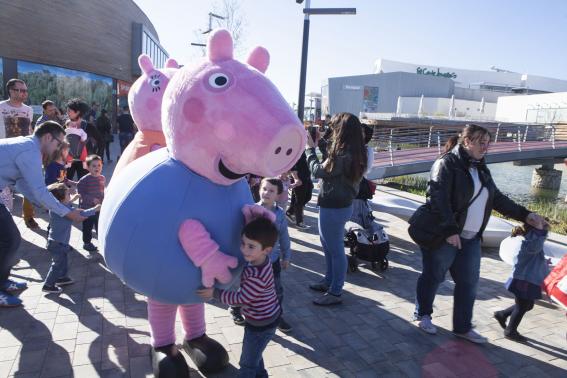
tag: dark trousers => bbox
[67,161,87,181]
[45,241,70,286]
[0,204,21,285]
[97,142,111,162]
[119,132,133,153]
[498,297,535,333]
[287,181,313,224]
[239,323,277,378]
[272,261,283,310]
[82,213,99,244]
[415,237,481,333]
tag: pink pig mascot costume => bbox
[113,54,179,175]
[98,29,305,377]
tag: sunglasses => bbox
[51,134,64,147]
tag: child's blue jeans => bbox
[239,322,277,378]
[45,241,70,286]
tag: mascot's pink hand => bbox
[201,252,238,287]
[242,204,276,224]
[179,219,238,287]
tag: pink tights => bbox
[147,298,206,348]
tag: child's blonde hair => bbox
[49,140,70,164]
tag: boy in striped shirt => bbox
[197,217,281,377]
[77,154,105,256]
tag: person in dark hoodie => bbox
[494,223,550,342]
[305,113,367,306]
[411,123,547,344]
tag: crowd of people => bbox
[0,76,564,375]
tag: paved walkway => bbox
[1,161,566,377]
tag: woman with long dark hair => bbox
[306,113,367,305]
[411,124,546,343]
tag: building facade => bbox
[0,0,168,117]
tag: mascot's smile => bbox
[218,158,247,180]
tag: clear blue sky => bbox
[133,0,567,105]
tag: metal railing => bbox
[371,123,567,167]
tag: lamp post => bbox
[296,0,356,121]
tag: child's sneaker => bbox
[55,277,74,287]
[504,330,527,343]
[83,242,98,252]
[277,317,292,333]
[296,222,310,230]
[229,307,245,325]
[42,285,63,294]
[415,315,437,335]
[1,279,28,293]
[0,292,23,307]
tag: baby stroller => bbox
[344,199,390,272]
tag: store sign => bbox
[362,86,379,113]
[343,85,362,90]
[117,80,132,96]
[416,67,457,79]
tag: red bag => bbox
[544,255,567,310]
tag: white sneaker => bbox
[453,329,488,344]
[416,315,437,335]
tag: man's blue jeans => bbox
[318,205,353,296]
[0,203,21,286]
[239,323,277,378]
[45,241,70,287]
[414,237,481,334]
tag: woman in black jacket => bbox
[306,113,367,305]
[413,124,546,343]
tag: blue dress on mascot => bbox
[99,147,251,304]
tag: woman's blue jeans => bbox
[318,205,353,296]
[414,237,481,334]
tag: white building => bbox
[495,92,567,123]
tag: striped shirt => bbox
[77,173,105,208]
[216,257,281,327]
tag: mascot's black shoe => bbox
[151,344,190,378]
[182,334,229,374]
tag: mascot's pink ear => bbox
[247,47,270,74]
[165,58,179,69]
[138,54,155,75]
[208,29,233,62]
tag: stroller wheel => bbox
[380,259,389,271]
[348,256,358,272]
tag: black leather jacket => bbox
[426,145,530,238]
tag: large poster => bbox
[17,61,112,111]
[362,86,379,113]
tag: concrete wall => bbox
[397,96,496,119]
[495,92,567,123]
[327,72,454,116]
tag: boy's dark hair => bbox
[6,78,25,93]
[262,177,283,194]
[66,98,90,118]
[34,121,65,138]
[242,217,278,249]
[47,182,68,201]
[86,154,102,166]
[42,100,55,110]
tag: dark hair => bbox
[443,124,492,154]
[42,100,55,110]
[261,177,283,194]
[122,105,129,111]
[6,78,25,93]
[326,113,367,182]
[66,98,90,118]
[34,121,65,138]
[362,124,373,145]
[86,154,102,166]
[101,109,108,115]
[242,217,278,249]
[47,182,68,201]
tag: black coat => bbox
[426,145,530,238]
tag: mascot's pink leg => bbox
[179,303,229,374]
[147,298,190,378]
[178,303,206,340]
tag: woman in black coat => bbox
[412,124,546,343]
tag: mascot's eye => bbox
[151,78,161,87]
[208,73,230,89]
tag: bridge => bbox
[366,122,567,179]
